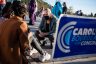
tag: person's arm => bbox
[39,17,44,31]
[19,22,29,49]
[48,21,56,35]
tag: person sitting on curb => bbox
[27,9,54,63]
[35,8,57,48]
[28,32,51,62]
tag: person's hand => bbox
[43,33,48,35]
[39,32,45,37]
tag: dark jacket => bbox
[39,16,57,35]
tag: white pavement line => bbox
[39,62,54,64]
[38,57,96,64]
[62,57,96,63]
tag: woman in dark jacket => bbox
[35,8,57,48]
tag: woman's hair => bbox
[43,8,52,16]
[2,2,13,18]
[12,1,27,17]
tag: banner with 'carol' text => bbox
[53,15,96,58]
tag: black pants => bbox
[29,33,44,55]
[35,31,54,43]
[35,31,54,48]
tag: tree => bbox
[94,13,96,17]
[67,6,74,15]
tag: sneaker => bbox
[39,52,51,62]
[41,41,46,46]
[30,48,38,56]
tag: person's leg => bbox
[28,31,44,55]
[32,35,51,62]
[47,35,54,48]
[41,35,54,48]
[47,35,54,42]
[31,39,44,55]
[31,11,36,25]
[35,31,45,44]
[31,13,35,25]
[29,12,34,25]
[28,32,51,62]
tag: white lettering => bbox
[81,41,96,46]
[78,28,82,35]
[73,28,96,35]
[73,28,78,35]
[83,28,88,35]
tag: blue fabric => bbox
[51,1,62,18]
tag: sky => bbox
[43,0,96,15]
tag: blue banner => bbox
[53,15,96,58]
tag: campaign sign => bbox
[52,15,96,58]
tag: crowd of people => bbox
[0,1,29,64]
[51,1,96,17]
[0,0,96,64]
[0,0,57,64]
[51,1,67,18]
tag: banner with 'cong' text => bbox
[53,15,96,58]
